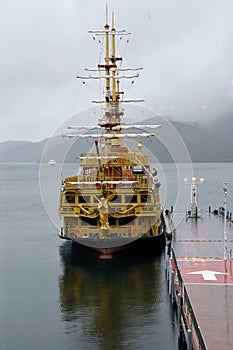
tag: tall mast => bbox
[66,9,162,152]
[111,11,117,102]
[105,5,110,105]
[76,7,144,129]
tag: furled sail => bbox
[62,133,155,139]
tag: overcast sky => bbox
[1,0,233,142]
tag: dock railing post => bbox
[169,270,174,303]
[187,329,192,350]
[177,293,182,336]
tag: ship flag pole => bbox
[223,181,228,260]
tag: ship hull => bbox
[60,230,166,257]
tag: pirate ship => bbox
[59,7,166,257]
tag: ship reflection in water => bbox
[59,242,178,349]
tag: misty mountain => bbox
[0,117,232,163]
[0,139,47,163]
[173,115,233,162]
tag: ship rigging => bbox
[59,6,166,257]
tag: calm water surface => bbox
[0,163,232,349]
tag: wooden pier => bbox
[165,210,233,350]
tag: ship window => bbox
[81,217,97,226]
[110,195,122,203]
[93,196,100,203]
[140,194,148,203]
[125,195,137,203]
[138,216,143,224]
[78,195,90,203]
[65,194,75,203]
[119,217,135,226]
[133,165,143,174]
[109,217,116,226]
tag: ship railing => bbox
[64,173,152,191]
[66,175,136,189]
[66,226,141,239]
[65,176,79,189]
[59,207,74,214]
[134,175,153,188]
[79,151,148,167]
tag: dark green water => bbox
[1,163,232,349]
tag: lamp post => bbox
[223,181,228,260]
[184,177,204,218]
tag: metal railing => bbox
[165,246,208,350]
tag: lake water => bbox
[0,163,232,350]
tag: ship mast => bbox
[68,8,162,140]
[111,11,117,102]
[99,6,124,131]
[104,4,111,106]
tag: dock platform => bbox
[165,211,233,350]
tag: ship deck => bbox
[167,211,233,350]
